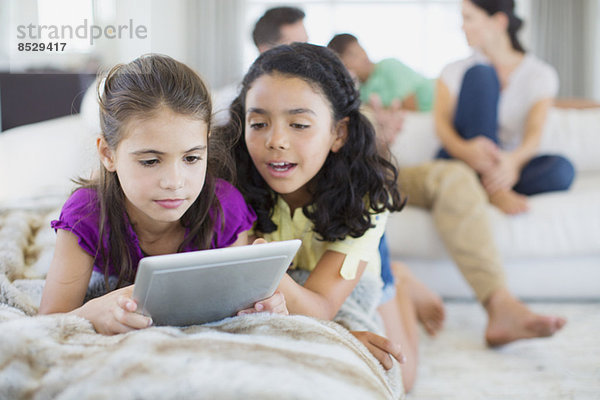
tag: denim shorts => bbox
[378,233,397,305]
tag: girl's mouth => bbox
[155,199,185,209]
[268,162,297,172]
[267,162,297,177]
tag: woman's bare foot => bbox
[489,190,529,215]
[392,261,445,336]
[484,287,567,346]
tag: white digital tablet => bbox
[132,239,301,327]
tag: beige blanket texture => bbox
[0,207,403,400]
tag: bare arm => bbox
[434,79,500,173]
[277,250,367,320]
[39,229,151,334]
[229,230,249,247]
[509,98,553,169]
[39,229,94,314]
[434,79,465,157]
[401,93,419,111]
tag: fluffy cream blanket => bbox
[0,207,403,400]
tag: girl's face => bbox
[244,73,347,208]
[99,107,208,227]
[461,0,497,49]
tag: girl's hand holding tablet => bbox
[73,285,152,335]
[237,290,288,316]
[237,238,289,316]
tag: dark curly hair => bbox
[217,43,405,242]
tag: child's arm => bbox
[277,250,367,320]
[350,331,406,370]
[39,230,152,335]
[39,230,95,313]
[228,230,249,247]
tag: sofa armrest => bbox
[554,98,600,109]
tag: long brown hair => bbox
[470,0,525,53]
[80,54,233,290]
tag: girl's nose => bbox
[160,163,185,190]
[265,125,289,150]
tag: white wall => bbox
[94,0,189,67]
[592,0,600,101]
[580,0,600,102]
[0,1,11,70]
[2,0,600,101]
[0,0,190,71]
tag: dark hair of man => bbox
[252,6,306,48]
[327,33,359,57]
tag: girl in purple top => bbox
[39,55,287,335]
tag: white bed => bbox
[0,203,403,399]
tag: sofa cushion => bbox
[0,115,97,207]
[386,172,600,260]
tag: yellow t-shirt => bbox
[258,196,387,280]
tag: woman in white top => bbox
[434,0,574,214]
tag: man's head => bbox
[327,33,372,83]
[252,7,308,53]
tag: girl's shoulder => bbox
[50,187,101,257]
[211,179,257,248]
[214,179,249,209]
[55,187,100,223]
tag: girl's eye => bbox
[139,159,159,167]
[291,123,310,129]
[184,155,201,164]
[249,122,267,129]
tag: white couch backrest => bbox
[389,112,439,167]
[539,108,600,172]
[391,108,600,172]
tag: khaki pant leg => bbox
[397,161,505,303]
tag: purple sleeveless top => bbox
[51,179,256,279]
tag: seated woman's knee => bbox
[463,64,498,85]
[550,155,575,191]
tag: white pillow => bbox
[0,115,98,206]
[539,108,600,172]
[389,111,439,167]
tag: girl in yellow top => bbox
[219,43,419,391]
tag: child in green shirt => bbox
[328,33,435,112]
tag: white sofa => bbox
[386,108,600,300]
[1,107,599,300]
